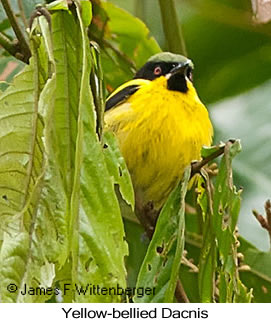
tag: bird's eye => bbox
[186,67,193,82]
[154,66,162,76]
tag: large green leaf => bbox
[0,1,130,303]
[68,1,128,302]
[0,14,58,302]
[197,141,253,302]
[134,167,190,303]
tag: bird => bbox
[104,52,213,215]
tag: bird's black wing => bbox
[105,85,140,111]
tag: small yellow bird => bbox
[105,52,213,211]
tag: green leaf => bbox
[68,2,128,302]
[80,0,92,27]
[198,213,216,302]
[134,167,190,303]
[0,3,128,303]
[201,143,225,159]
[197,140,252,302]
[212,141,242,264]
[103,131,134,208]
[89,42,105,138]
[0,14,59,303]
[46,0,69,11]
[197,169,216,302]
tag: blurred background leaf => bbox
[0,0,271,302]
[211,81,271,250]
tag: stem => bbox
[17,0,28,29]
[190,142,234,177]
[98,38,136,71]
[1,0,31,62]
[134,0,146,22]
[158,0,187,56]
[175,280,190,303]
[136,203,190,303]
[0,32,18,56]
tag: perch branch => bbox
[191,140,236,177]
[1,0,31,63]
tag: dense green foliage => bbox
[0,0,270,303]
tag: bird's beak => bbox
[169,61,191,76]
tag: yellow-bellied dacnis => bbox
[104,52,213,210]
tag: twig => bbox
[265,200,271,231]
[182,252,199,273]
[191,140,236,178]
[158,0,187,56]
[29,6,52,31]
[17,0,28,29]
[253,200,271,248]
[136,201,159,239]
[1,0,31,63]
[175,280,190,303]
[92,34,137,72]
[0,32,19,57]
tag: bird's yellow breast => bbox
[105,76,213,208]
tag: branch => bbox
[253,200,271,249]
[1,0,31,63]
[158,0,187,56]
[91,34,137,72]
[191,140,236,177]
[0,32,18,57]
[175,280,190,303]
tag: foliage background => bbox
[1,0,269,250]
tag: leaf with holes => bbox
[134,168,190,303]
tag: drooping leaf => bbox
[197,172,216,302]
[103,131,134,208]
[134,167,190,303]
[68,1,128,302]
[0,2,129,303]
[0,14,56,303]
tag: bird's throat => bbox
[167,73,188,93]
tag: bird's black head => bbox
[134,52,194,93]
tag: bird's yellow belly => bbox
[105,78,213,208]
